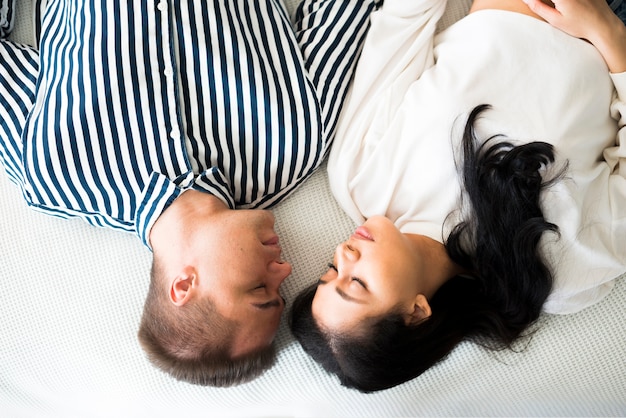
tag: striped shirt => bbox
[0,0,378,247]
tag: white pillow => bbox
[0,0,14,37]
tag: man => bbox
[0,0,381,386]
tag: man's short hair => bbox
[137,256,276,386]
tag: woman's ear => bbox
[169,266,197,306]
[405,294,432,326]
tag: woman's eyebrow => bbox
[335,287,366,304]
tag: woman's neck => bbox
[469,0,550,21]
[405,233,467,299]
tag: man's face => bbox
[194,209,291,357]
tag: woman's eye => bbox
[327,263,366,289]
[351,277,367,289]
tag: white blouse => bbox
[328,0,626,314]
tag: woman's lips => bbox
[352,226,374,241]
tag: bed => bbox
[1,0,625,416]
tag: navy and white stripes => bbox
[0,0,379,247]
[0,40,38,187]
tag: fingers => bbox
[520,0,626,72]
[521,0,598,41]
[523,0,562,23]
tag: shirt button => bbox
[157,1,167,12]
[169,128,179,140]
[164,68,173,77]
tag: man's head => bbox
[138,190,291,386]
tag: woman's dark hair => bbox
[289,104,565,392]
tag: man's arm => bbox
[292,0,383,146]
[0,39,38,188]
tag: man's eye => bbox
[327,263,338,272]
[254,284,266,290]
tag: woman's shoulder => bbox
[468,0,548,21]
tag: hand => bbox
[523,0,626,72]
[523,0,614,41]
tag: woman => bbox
[289,0,626,392]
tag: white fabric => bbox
[0,0,14,38]
[2,0,626,416]
[328,1,626,314]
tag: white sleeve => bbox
[327,0,448,227]
[604,72,626,176]
[602,71,626,259]
[337,0,447,130]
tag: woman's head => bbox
[291,105,561,392]
[291,215,475,392]
[291,275,487,392]
[312,216,434,334]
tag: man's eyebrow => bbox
[335,287,366,304]
[252,299,282,310]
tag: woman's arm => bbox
[523,0,626,73]
[336,0,448,128]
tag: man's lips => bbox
[263,235,280,246]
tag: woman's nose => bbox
[340,241,360,262]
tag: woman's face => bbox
[311,216,426,333]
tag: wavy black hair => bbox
[289,104,565,392]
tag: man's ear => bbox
[405,294,432,326]
[169,266,198,306]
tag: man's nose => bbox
[268,260,292,286]
[260,209,276,225]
